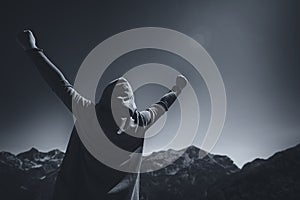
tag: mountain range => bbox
[0,144,299,200]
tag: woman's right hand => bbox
[17,30,38,50]
[176,75,188,90]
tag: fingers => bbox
[17,29,32,38]
[16,29,37,50]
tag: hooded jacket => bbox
[26,49,180,200]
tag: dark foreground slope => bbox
[207,144,300,200]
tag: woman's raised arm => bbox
[17,30,93,112]
[136,75,188,129]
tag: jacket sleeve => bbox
[135,87,180,129]
[26,48,93,112]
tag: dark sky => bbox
[1,0,299,167]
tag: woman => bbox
[17,30,187,200]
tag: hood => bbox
[97,77,137,134]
